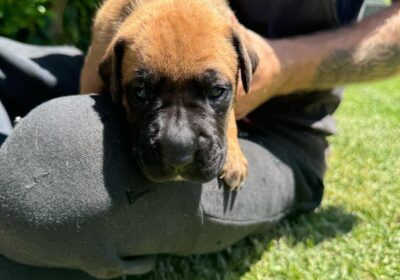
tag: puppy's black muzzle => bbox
[132,104,227,183]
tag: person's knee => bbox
[0,95,131,276]
[0,94,301,278]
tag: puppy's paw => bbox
[220,148,248,190]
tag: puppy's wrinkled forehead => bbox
[118,0,238,82]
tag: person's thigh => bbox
[0,94,317,278]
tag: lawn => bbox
[131,77,400,280]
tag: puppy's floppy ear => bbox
[232,29,259,93]
[98,39,125,102]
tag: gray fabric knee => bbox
[0,95,296,278]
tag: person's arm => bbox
[235,2,400,119]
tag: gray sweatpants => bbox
[0,38,335,279]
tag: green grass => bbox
[130,77,400,280]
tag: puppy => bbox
[80,0,258,189]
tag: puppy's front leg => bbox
[220,110,248,190]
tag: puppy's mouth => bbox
[133,146,226,184]
[173,175,186,181]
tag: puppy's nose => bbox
[161,129,195,171]
[163,149,194,170]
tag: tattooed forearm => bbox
[315,44,400,87]
[313,3,400,88]
[234,3,400,118]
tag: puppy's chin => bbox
[134,149,226,184]
[172,175,185,181]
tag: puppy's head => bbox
[99,0,258,183]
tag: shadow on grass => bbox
[276,205,358,245]
[129,206,358,280]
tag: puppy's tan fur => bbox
[80,0,256,189]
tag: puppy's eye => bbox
[209,86,228,99]
[133,87,148,101]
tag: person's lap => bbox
[0,38,327,279]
